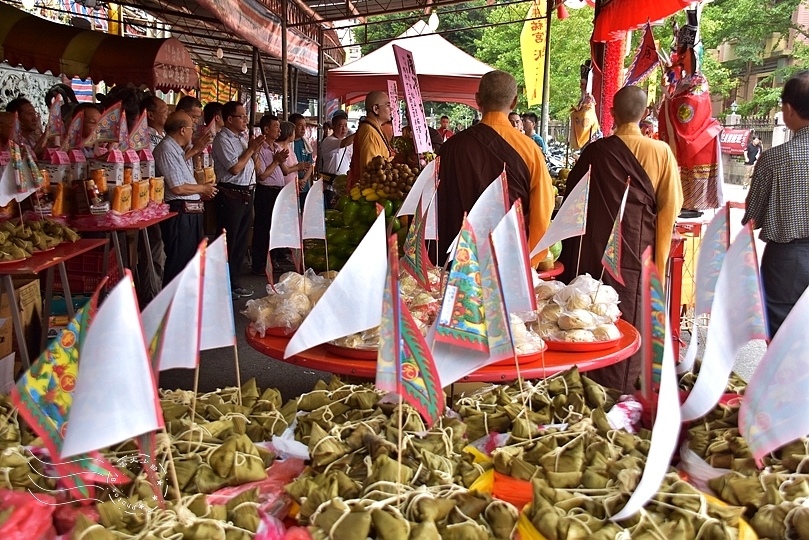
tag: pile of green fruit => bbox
[305,198,405,272]
[352,155,419,202]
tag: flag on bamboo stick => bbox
[640,246,668,401]
[286,210,388,357]
[129,109,150,151]
[302,179,326,240]
[141,242,205,371]
[45,94,64,141]
[492,199,538,317]
[740,283,809,465]
[435,217,488,353]
[117,113,129,151]
[680,223,767,421]
[11,284,124,502]
[600,179,630,286]
[377,235,443,427]
[96,102,122,143]
[678,205,730,373]
[200,234,236,350]
[397,158,437,217]
[611,250,680,520]
[447,168,509,257]
[624,23,660,87]
[531,169,590,257]
[62,110,84,150]
[61,271,164,458]
[270,180,302,251]
[400,199,433,291]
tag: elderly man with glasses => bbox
[154,112,218,285]
[211,101,265,299]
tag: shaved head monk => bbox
[557,85,683,394]
[348,91,393,188]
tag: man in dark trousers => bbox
[744,71,809,339]
[557,86,682,394]
[211,101,265,299]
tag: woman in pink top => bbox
[278,121,312,186]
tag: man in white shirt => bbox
[319,111,355,178]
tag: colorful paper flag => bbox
[117,113,129,151]
[447,168,509,257]
[141,242,205,371]
[45,94,64,140]
[491,199,537,317]
[286,210,388,357]
[678,205,730,373]
[640,246,668,401]
[611,261,681,520]
[0,145,38,206]
[680,223,767,422]
[62,110,84,151]
[531,169,590,257]
[61,271,164,458]
[301,179,326,240]
[21,143,44,189]
[270,180,302,251]
[200,235,237,350]
[129,109,150,151]
[600,179,630,286]
[436,217,489,353]
[432,233,514,387]
[96,102,122,143]
[740,283,809,465]
[624,23,660,87]
[400,199,433,291]
[11,286,124,501]
[377,234,442,427]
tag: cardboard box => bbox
[0,278,42,360]
[139,149,155,179]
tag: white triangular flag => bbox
[200,235,236,350]
[680,223,767,422]
[0,160,37,207]
[611,315,681,520]
[491,200,537,317]
[397,158,437,217]
[531,170,590,257]
[141,243,205,371]
[447,170,508,257]
[740,283,809,465]
[423,178,438,241]
[302,179,326,240]
[677,206,730,373]
[285,211,387,357]
[269,180,301,250]
[61,272,163,458]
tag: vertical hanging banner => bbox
[520,0,548,107]
[387,79,402,137]
[392,45,433,154]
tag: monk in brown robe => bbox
[437,70,554,266]
[558,86,683,394]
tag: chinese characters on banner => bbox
[520,1,548,107]
[387,80,403,137]
[720,129,752,155]
[392,45,433,154]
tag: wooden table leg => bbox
[3,275,29,369]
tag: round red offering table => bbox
[245,318,639,383]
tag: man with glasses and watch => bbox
[348,91,393,189]
[212,101,265,299]
[154,112,217,285]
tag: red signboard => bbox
[720,128,751,155]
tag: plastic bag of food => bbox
[534,279,566,301]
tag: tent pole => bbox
[282,0,289,118]
[318,27,325,138]
[250,46,259,138]
[540,0,553,142]
[256,52,274,116]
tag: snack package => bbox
[132,180,150,210]
[112,184,132,213]
[149,177,165,203]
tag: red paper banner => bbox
[719,129,751,155]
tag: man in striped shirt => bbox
[743,71,809,338]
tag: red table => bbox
[245,319,640,383]
[73,213,177,293]
[0,238,108,368]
